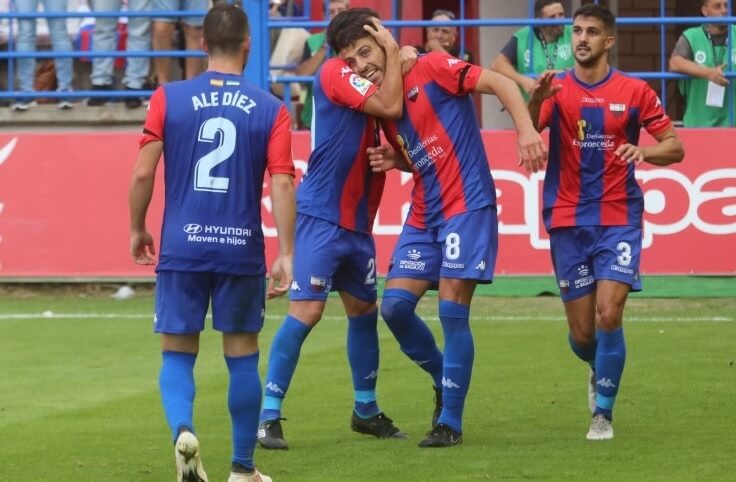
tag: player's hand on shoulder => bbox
[529,70,562,103]
[364,17,399,53]
[130,230,156,265]
[399,46,419,75]
[517,125,547,174]
[267,253,293,299]
[368,143,400,172]
[615,143,644,165]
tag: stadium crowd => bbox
[1,0,733,127]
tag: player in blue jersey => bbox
[330,9,546,448]
[527,4,683,440]
[256,11,409,450]
[128,4,295,482]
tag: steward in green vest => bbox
[491,1,574,99]
[676,25,736,127]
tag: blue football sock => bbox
[226,353,261,471]
[381,289,443,389]
[260,315,311,422]
[437,300,473,433]
[159,351,197,442]
[348,310,381,418]
[568,332,597,369]
[594,328,626,421]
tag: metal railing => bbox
[1,0,734,125]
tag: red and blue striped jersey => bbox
[296,57,385,233]
[381,52,495,229]
[140,71,294,275]
[538,69,672,230]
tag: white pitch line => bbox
[0,313,732,322]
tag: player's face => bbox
[702,0,728,31]
[572,16,614,67]
[339,36,387,85]
[328,0,349,19]
[539,2,565,40]
[426,15,458,50]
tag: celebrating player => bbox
[257,10,407,449]
[335,8,546,447]
[527,4,684,440]
[129,4,295,481]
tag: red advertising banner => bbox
[0,129,734,278]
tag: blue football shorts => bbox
[549,225,642,302]
[290,214,378,303]
[154,270,265,334]
[386,206,498,284]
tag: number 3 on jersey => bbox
[194,117,236,193]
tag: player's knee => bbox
[380,290,418,328]
[288,301,325,327]
[595,304,624,331]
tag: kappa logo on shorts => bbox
[290,280,301,291]
[474,260,486,271]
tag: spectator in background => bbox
[490,0,573,98]
[88,0,151,108]
[294,0,349,128]
[669,0,736,127]
[417,9,473,63]
[268,0,308,103]
[12,0,75,110]
[151,0,206,84]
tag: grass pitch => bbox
[1,291,734,481]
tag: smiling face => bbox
[338,35,387,86]
[572,15,614,67]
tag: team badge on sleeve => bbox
[349,73,372,96]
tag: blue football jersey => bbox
[141,71,294,275]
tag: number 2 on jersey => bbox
[194,117,236,193]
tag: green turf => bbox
[1,294,735,481]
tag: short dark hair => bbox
[204,3,250,55]
[534,0,562,18]
[326,7,381,53]
[573,3,616,32]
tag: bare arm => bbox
[670,55,728,87]
[128,141,163,264]
[267,173,296,298]
[361,19,403,119]
[475,69,547,172]
[527,70,561,132]
[490,53,535,94]
[616,126,684,166]
[295,44,327,76]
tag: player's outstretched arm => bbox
[268,173,296,299]
[490,52,535,95]
[475,69,548,173]
[616,127,685,166]
[128,141,162,265]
